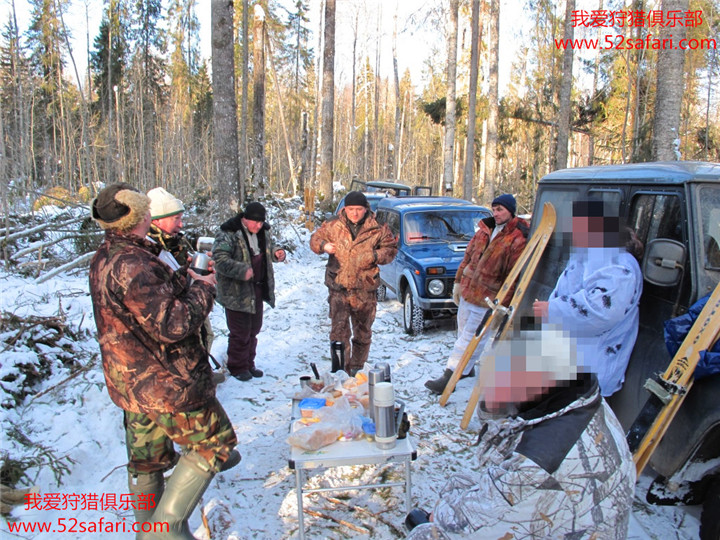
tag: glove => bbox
[452,283,461,306]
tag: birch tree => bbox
[443,0,459,195]
[483,0,500,203]
[319,0,335,205]
[554,0,574,170]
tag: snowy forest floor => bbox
[0,202,703,539]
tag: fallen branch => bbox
[11,233,102,260]
[35,251,95,284]
[302,508,369,534]
[321,495,405,536]
[28,354,98,404]
[2,215,87,243]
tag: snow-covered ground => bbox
[0,207,702,539]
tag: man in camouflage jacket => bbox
[146,186,218,375]
[310,191,398,374]
[89,183,238,538]
[407,327,635,540]
[425,194,528,394]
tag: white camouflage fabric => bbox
[407,375,635,539]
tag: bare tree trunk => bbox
[443,0,459,195]
[310,0,324,187]
[211,0,240,215]
[319,0,336,205]
[554,0,574,171]
[392,12,400,180]
[252,6,267,197]
[462,0,480,201]
[266,30,297,196]
[240,0,250,203]
[652,0,688,161]
[351,11,358,179]
[372,7,382,179]
[483,0,499,203]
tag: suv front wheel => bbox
[402,289,424,335]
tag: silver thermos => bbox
[367,369,384,423]
[375,362,391,382]
[374,382,404,450]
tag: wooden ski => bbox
[440,202,556,409]
[628,281,720,475]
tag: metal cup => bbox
[190,252,211,275]
[299,375,311,389]
[196,236,214,253]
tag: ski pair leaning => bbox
[436,202,557,430]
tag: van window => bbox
[630,192,687,307]
[629,193,683,246]
[698,185,720,269]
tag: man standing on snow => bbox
[89,183,239,539]
[425,194,528,394]
[213,202,286,382]
[310,191,398,375]
[406,326,635,539]
[146,187,218,378]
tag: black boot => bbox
[424,369,454,395]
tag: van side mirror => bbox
[642,238,686,286]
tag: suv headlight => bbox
[428,279,444,297]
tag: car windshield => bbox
[403,210,486,244]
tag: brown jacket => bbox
[89,230,216,414]
[456,216,528,307]
[310,210,397,293]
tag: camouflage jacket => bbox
[455,216,528,307]
[310,210,397,293]
[89,230,216,414]
[407,375,635,539]
[147,224,193,268]
[213,214,278,313]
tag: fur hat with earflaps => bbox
[91,183,150,231]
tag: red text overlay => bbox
[7,518,169,534]
[571,9,703,28]
[555,35,717,51]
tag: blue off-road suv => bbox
[375,197,491,335]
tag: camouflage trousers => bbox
[123,397,237,474]
[328,289,377,373]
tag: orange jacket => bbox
[455,216,528,307]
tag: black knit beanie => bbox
[244,201,266,222]
[344,191,368,208]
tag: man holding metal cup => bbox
[147,187,218,376]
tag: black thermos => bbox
[330,341,345,373]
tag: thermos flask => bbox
[375,362,391,382]
[367,369,384,423]
[374,382,404,450]
[330,341,345,373]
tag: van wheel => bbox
[402,290,424,335]
[700,476,720,540]
[376,284,387,302]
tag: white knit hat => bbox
[147,187,184,219]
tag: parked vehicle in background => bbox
[335,179,434,214]
[374,197,491,335]
[525,161,720,539]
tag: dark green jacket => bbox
[213,214,279,313]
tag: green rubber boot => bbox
[139,453,214,540]
[128,471,165,537]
